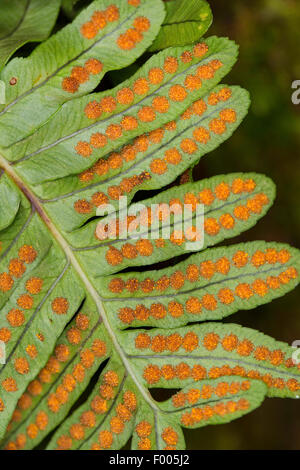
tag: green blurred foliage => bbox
[149,0,212,51]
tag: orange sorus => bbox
[84,101,102,119]
[55,344,70,362]
[106,247,123,266]
[75,141,92,157]
[175,363,191,379]
[203,332,219,350]
[180,138,198,154]
[91,395,107,414]
[143,364,161,384]
[218,288,235,304]
[125,278,139,292]
[26,345,38,359]
[169,85,187,102]
[150,303,167,319]
[152,96,169,113]
[196,64,215,79]
[109,278,125,293]
[7,309,25,327]
[90,133,108,148]
[0,328,11,343]
[214,258,230,276]
[105,5,120,22]
[161,427,178,446]
[209,118,226,135]
[0,272,14,291]
[25,277,43,294]
[9,258,26,278]
[71,66,89,84]
[116,403,132,422]
[164,56,178,74]
[193,127,210,144]
[200,260,215,279]
[232,250,248,267]
[193,42,209,57]
[98,430,113,449]
[117,29,141,50]
[19,245,37,263]
[204,218,220,235]
[218,87,232,101]
[222,334,238,351]
[17,294,33,310]
[91,339,107,358]
[151,335,166,353]
[180,50,193,63]
[134,305,150,321]
[80,22,98,40]
[185,297,202,315]
[2,377,18,392]
[56,435,72,450]
[219,109,237,123]
[185,74,202,91]
[119,307,135,324]
[236,339,254,356]
[62,77,79,93]
[136,420,152,438]
[80,349,95,368]
[220,213,235,229]
[234,205,250,220]
[85,58,103,74]
[215,181,230,200]
[51,297,69,315]
[148,67,164,84]
[117,87,134,105]
[66,327,81,345]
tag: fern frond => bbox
[0,0,299,451]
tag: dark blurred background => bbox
[186,0,300,449]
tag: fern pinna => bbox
[0,0,299,451]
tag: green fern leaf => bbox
[149,0,213,52]
[62,0,82,19]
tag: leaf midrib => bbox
[128,354,300,380]
[0,152,161,416]
[102,263,292,302]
